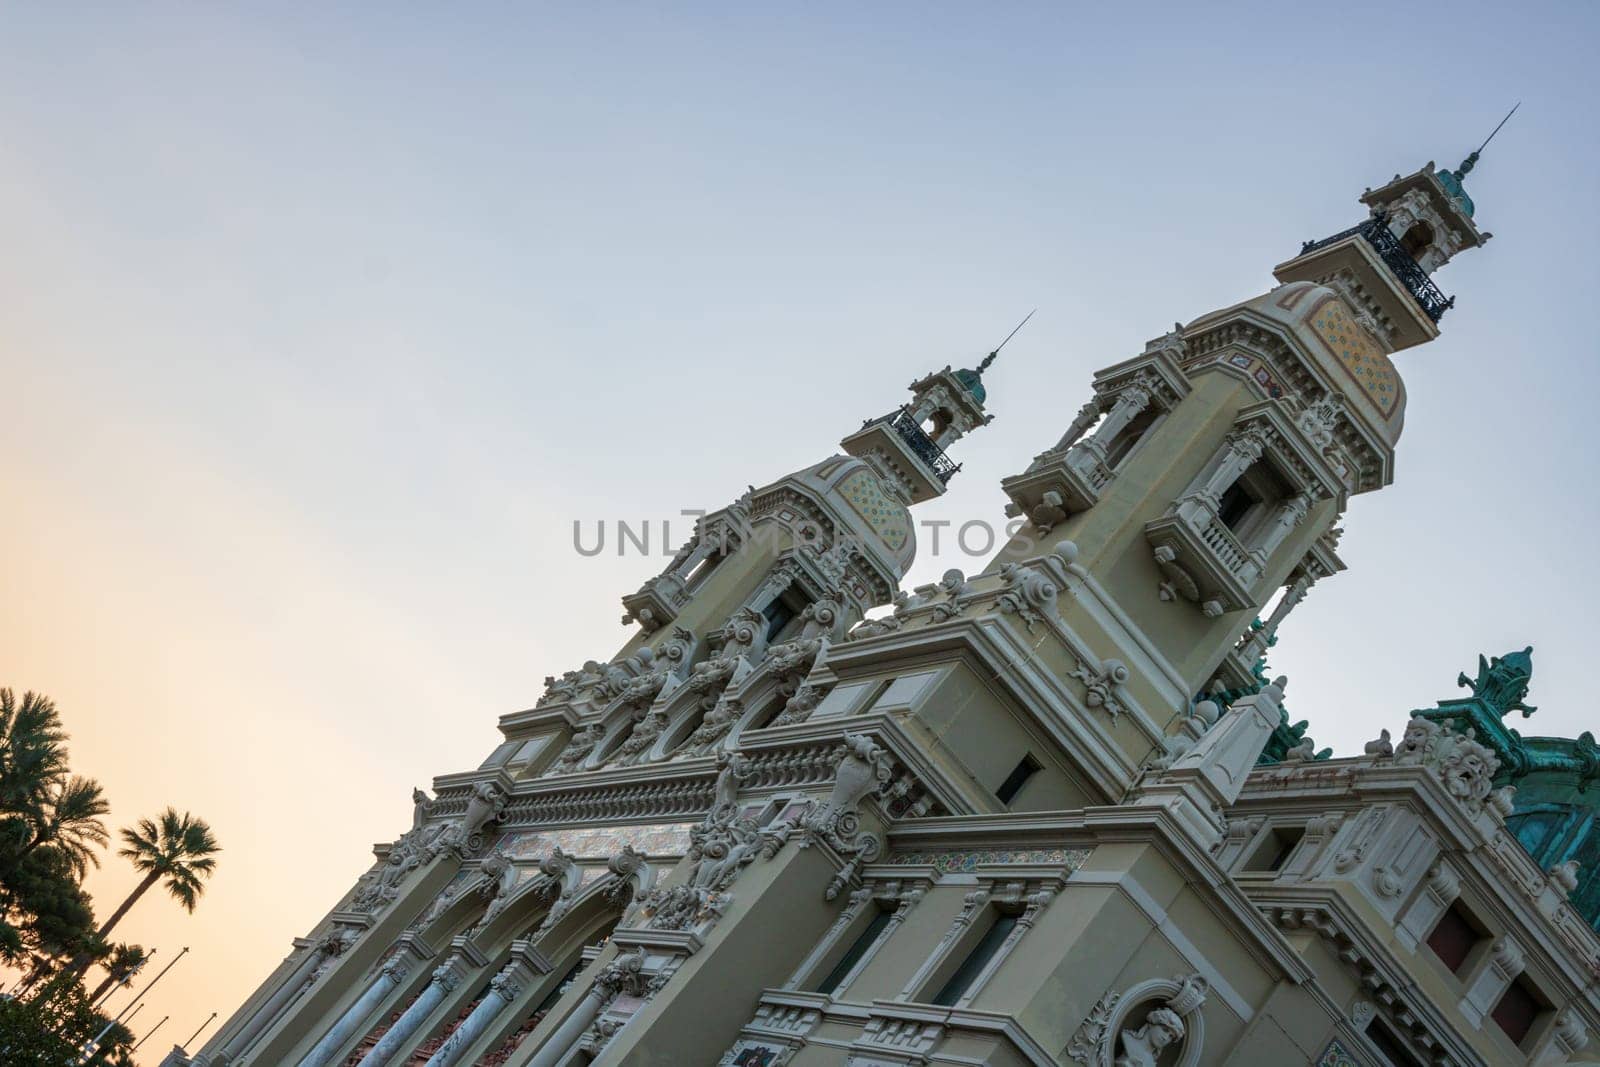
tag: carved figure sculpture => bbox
[1114,1006,1185,1067]
[551,723,605,774]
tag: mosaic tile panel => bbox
[498,822,694,862]
[839,468,911,552]
[883,847,1091,874]
[1316,1038,1361,1066]
[1187,351,1284,399]
[1309,295,1399,415]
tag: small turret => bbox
[839,314,1029,503]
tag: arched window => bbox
[1400,219,1435,261]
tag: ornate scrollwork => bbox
[996,562,1059,631]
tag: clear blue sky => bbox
[2,4,1597,1060]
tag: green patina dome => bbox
[1502,737,1600,931]
[953,367,986,404]
[1436,168,1476,218]
[1411,646,1600,930]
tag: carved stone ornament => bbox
[683,697,744,757]
[433,780,509,857]
[1067,990,1121,1066]
[802,734,893,900]
[1145,323,1188,360]
[611,709,669,766]
[1071,973,1208,1067]
[928,568,975,622]
[304,924,361,982]
[602,844,648,906]
[595,946,649,998]
[1295,392,1343,451]
[997,562,1060,631]
[1071,658,1131,722]
[1386,715,1501,814]
[551,723,606,775]
[351,789,446,912]
[1548,859,1581,897]
[770,683,826,728]
[1115,1007,1185,1067]
[635,753,790,931]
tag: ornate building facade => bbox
[172,153,1600,1067]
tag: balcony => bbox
[1001,445,1110,529]
[880,408,960,484]
[1299,215,1454,323]
[1145,503,1259,617]
[840,407,962,504]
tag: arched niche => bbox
[724,679,795,746]
[466,857,583,951]
[582,694,658,770]
[1399,218,1435,261]
[1091,974,1208,1067]
[655,684,719,759]
[409,869,496,945]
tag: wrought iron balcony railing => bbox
[869,407,961,484]
[1298,214,1455,323]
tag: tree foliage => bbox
[0,687,218,1060]
[0,690,107,970]
[0,981,135,1065]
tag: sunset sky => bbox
[3,4,1598,1062]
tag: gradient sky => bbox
[3,4,1598,1062]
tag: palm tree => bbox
[12,776,109,877]
[96,808,220,943]
[87,943,148,1005]
[0,689,73,849]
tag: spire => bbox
[956,309,1035,405]
[976,308,1035,375]
[1453,102,1520,181]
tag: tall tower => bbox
[189,144,1600,1067]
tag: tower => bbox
[191,136,1600,1067]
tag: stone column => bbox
[521,984,612,1067]
[1086,383,1152,449]
[356,955,467,1067]
[1195,428,1266,501]
[422,941,549,1067]
[1236,493,1310,586]
[521,948,643,1067]
[1238,573,1312,662]
[1067,383,1151,473]
[299,955,413,1067]
[1049,399,1101,454]
[423,968,522,1067]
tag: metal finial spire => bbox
[1456,102,1519,179]
[976,308,1036,375]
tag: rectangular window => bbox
[995,755,1041,806]
[1491,977,1544,1046]
[1425,904,1482,974]
[762,595,805,643]
[929,913,1017,1006]
[1364,1018,1426,1067]
[1105,410,1159,469]
[682,551,723,590]
[1242,825,1305,872]
[1217,481,1257,531]
[814,908,893,995]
